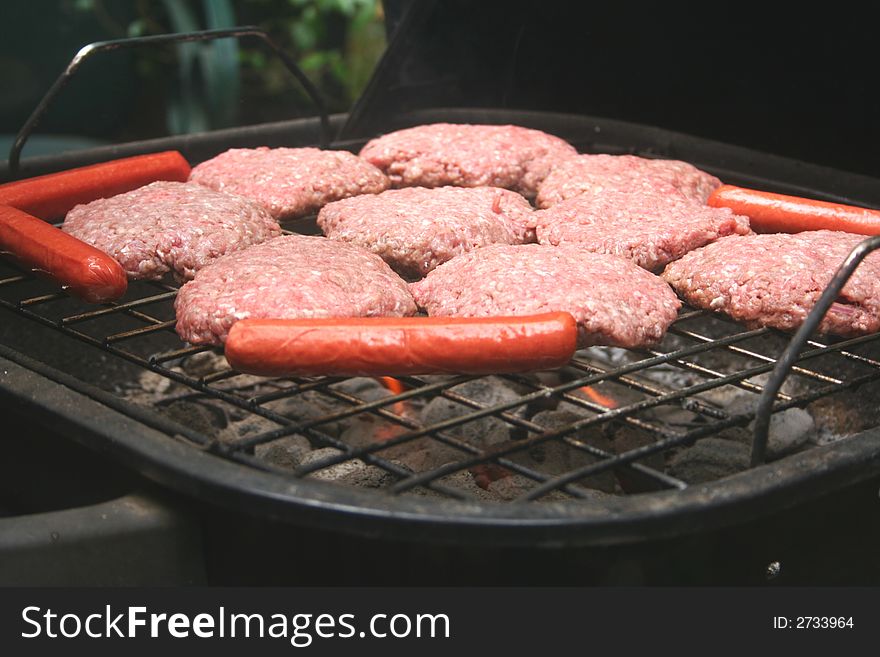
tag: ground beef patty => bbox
[662,230,880,336]
[317,186,535,278]
[409,244,681,348]
[175,235,417,345]
[189,147,389,220]
[359,123,577,199]
[63,181,280,281]
[536,154,721,208]
[534,186,750,271]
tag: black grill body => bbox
[2,111,880,587]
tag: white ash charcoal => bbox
[375,440,465,474]
[336,405,472,473]
[486,474,540,501]
[695,386,755,411]
[723,398,814,459]
[296,447,346,470]
[432,470,497,501]
[520,410,616,492]
[529,407,598,436]
[299,447,396,488]
[608,425,668,493]
[264,390,349,439]
[254,435,312,469]
[767,408,816,458]
[398,487,446,500]
[179,350,227,378]
[163,399,229,436]
[340,415,399,449]
[487,474,605,502]
[668,438,750,484]
[610,425,666,471]
[438,376,530,414]
[213,382,309,424]
[715,425,754,446]
[220,414,281,442]
[813,426,850,447]
[421,377,528,451]
[124,370,186,407]
[333,377,424,423]
[581,346,638,368]
[188,363,264,391]
[807,380,880,443]
[582,345,705,391]
[643,402,707,428]
[332,377,397,402]
[223,372,279,394]
[424,403,510,449]
[398,469,498,501]
[137,371,174,395]
[332,393,477,469]
[698,368,804,406]
[759,409,814,457]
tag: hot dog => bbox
[224,313,578,377]
[708,184,880,235]
[0,150,190,219]
[0,204,127,303]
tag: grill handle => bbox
[751,235,880,465]
[7,26,332,173]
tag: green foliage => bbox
[241,0,385,112]
[71,0,387,132]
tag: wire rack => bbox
[4,242,880,505]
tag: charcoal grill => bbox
[2,8,880,584]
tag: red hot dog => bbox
[0,150,191,219]
[224,313,578,377]
[0,205,127,303]
[708,184,880,235]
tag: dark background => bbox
[351,1,880,179]
[1,1,878,180]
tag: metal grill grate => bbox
[4,239,880,504]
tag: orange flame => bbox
[579,385,619,409]
[377,376,408,418]
[378,376,406,395]
[374,377,408,442]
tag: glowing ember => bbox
[579,385,618,409]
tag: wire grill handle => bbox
[751,234,880,465]
[7,26,332,173]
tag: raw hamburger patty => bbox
[536,154,721,208]
[175,235,417,345]
[317,186,535,278]
[409,244,681,348]
[534,186,750,271]
[358,123,577,198]
[662,230,880,336]
[189,147,389,220]
[63,181,280,281]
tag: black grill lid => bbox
[344,0,880,179]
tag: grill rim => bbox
[3,108,880,544]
